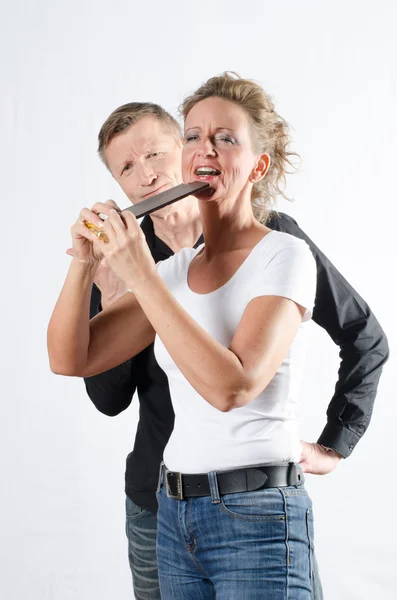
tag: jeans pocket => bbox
[126,496,146,520]
[219,487,287,521]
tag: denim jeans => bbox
[126,490,324,600]
[156,465,321,600]
[125,496,161,600]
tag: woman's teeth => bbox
[195,167,221,176]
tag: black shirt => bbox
[85,212,389,513]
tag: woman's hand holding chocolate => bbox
[70,200,121,267]
[90,208,157,291]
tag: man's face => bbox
[103,115,183,205]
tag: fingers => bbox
[90,200,122,218]
[73,219,105,245]
[74,202,122,229]
[102,208,140,240]
[122,210,141,234]
[105,208,127,237]
[72,202,124,242]
[105,199,121,211]
[71,219,105,246]
[77,207,105,227]
[298,442,341,475]
[71,220,97,240]
[72,203,141,250]
[71,207,106,242]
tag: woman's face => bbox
[182,97,261,202]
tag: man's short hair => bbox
[98,102,182,163]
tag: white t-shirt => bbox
[154,230,317,473]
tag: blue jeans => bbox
[125,496,161,600]
[126,491,324,600]
[156,466,321,600]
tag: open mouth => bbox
[194,166,221,177]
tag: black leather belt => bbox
[163,463,302,500]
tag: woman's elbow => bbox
[218,375,264,412]
[213,385,252,413]
[49,358,84,377]
[222,393,249,412]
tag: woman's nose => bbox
[197,138,217,157]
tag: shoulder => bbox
[258,230,312,263]
[251,232,316,319]
[255,231,316,291]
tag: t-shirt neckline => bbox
[186,230,277,297]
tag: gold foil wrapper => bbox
[83,220,109,243]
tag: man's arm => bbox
[83,282,138,417]
[269,212,389,458]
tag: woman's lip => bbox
[194,175,220,181]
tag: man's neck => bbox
[151,198,203,253]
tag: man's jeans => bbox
[126,496,161,600]
[126,493,324,600]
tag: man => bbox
[81,102,388,600]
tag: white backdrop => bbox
[1,1,396,598]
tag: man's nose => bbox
[137,160,157,185]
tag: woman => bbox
[48,73,316,599]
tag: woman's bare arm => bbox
[132,276,305,412]
[47,258,155,377]
[47,202,155,377]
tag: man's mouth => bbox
[142,184,168,199]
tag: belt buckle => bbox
[166,471,184,500]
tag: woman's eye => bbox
[215,135,235,144]
[184,135,199,143]
[183,133,235,145]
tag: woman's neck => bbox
[199,196,267,257]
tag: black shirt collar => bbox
[141,216,204,260]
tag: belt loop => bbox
[208,471,221,504]
[293,462,305,487]
[156,462,165,493]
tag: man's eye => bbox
[122,163,133,174]
[147,152,165,159]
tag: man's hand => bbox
[93,257,130,309]
[299,441,342,475]
[66,249,129,310]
